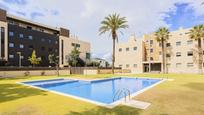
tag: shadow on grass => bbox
[0,76,32,81]
[0,83,47,103]
[66,105,141,115]
[183,82,204,91]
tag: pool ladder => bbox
[113,88,131,102]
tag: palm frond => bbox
[98,13,128,40]
[189,25,204,40]
[155,27,170,42]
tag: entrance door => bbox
[144,64,149,72]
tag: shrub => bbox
[24,71,30,76]
[41,71,46,76]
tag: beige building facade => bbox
[116,27,204,74]
[115,35,143,73]
[59,36,91,67]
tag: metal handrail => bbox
[123,88,130,102]
[113,88,131,102]
[113,89,122,101]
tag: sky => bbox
[0,0,204,62]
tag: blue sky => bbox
[0,0,204,61]
[164,3,204,31]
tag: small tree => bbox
[28,50,40,67]
[48,54,59,76]
[69,47,81,67]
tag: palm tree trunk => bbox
[161,39,165,74]
[198,39,203,74]
[112,38,115,74]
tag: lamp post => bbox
[17,52,21,67]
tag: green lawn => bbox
[0,74,204,115]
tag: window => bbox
[150,40,153,44]
[19,44,24,49]
[76,44,80,47]
[187,51,193,56]
[9,43,14,48]
[28,36,33,40]
[41,38,45,42]
[9,32,14,37]
[126,64,129,68]
[187,40,193,45]
[133,47,137,51]
[29,45,33,50]
[150,49,153,53]
[176,63,182,68]
[1,27,4,32]
[9,54,14,59]
[167,63,171,68]
[72,43,80,47]
[48,48,53,52]
[86,53,91,60]
[126,48,129,51]
[187,63,194,67]
[150,57,153,61]
[27,26,32,30]
[119,48,122,52]
[166,53,171,58]
[61,40,64,64]
[176,52,181,57]
[39,29,44,32]
[166,43,171,47]
[19,34,24,38]
[20,56,24,59]
[41,47,45,51]
[176,41,181,46]
[133,64,137,68]
[72,43,75,46]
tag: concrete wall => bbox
[98,69,122,74]
[83,69,98,75]
[0,69,70,77]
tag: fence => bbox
[0,67,126,77]
[0,67,70,78]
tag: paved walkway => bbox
[122,100,151,109]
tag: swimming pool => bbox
[21,77,163,107]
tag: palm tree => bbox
[155,27,170,74]
[99,13,128,74]
[189,25,204,74]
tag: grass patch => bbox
[0,74,204,115]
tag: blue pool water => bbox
[23,77,161,104]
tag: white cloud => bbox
[0,0,203,58]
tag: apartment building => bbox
[0,9,90,67]
[116,27,204,74]
[59,36,90,67]
[115,35,143,73]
